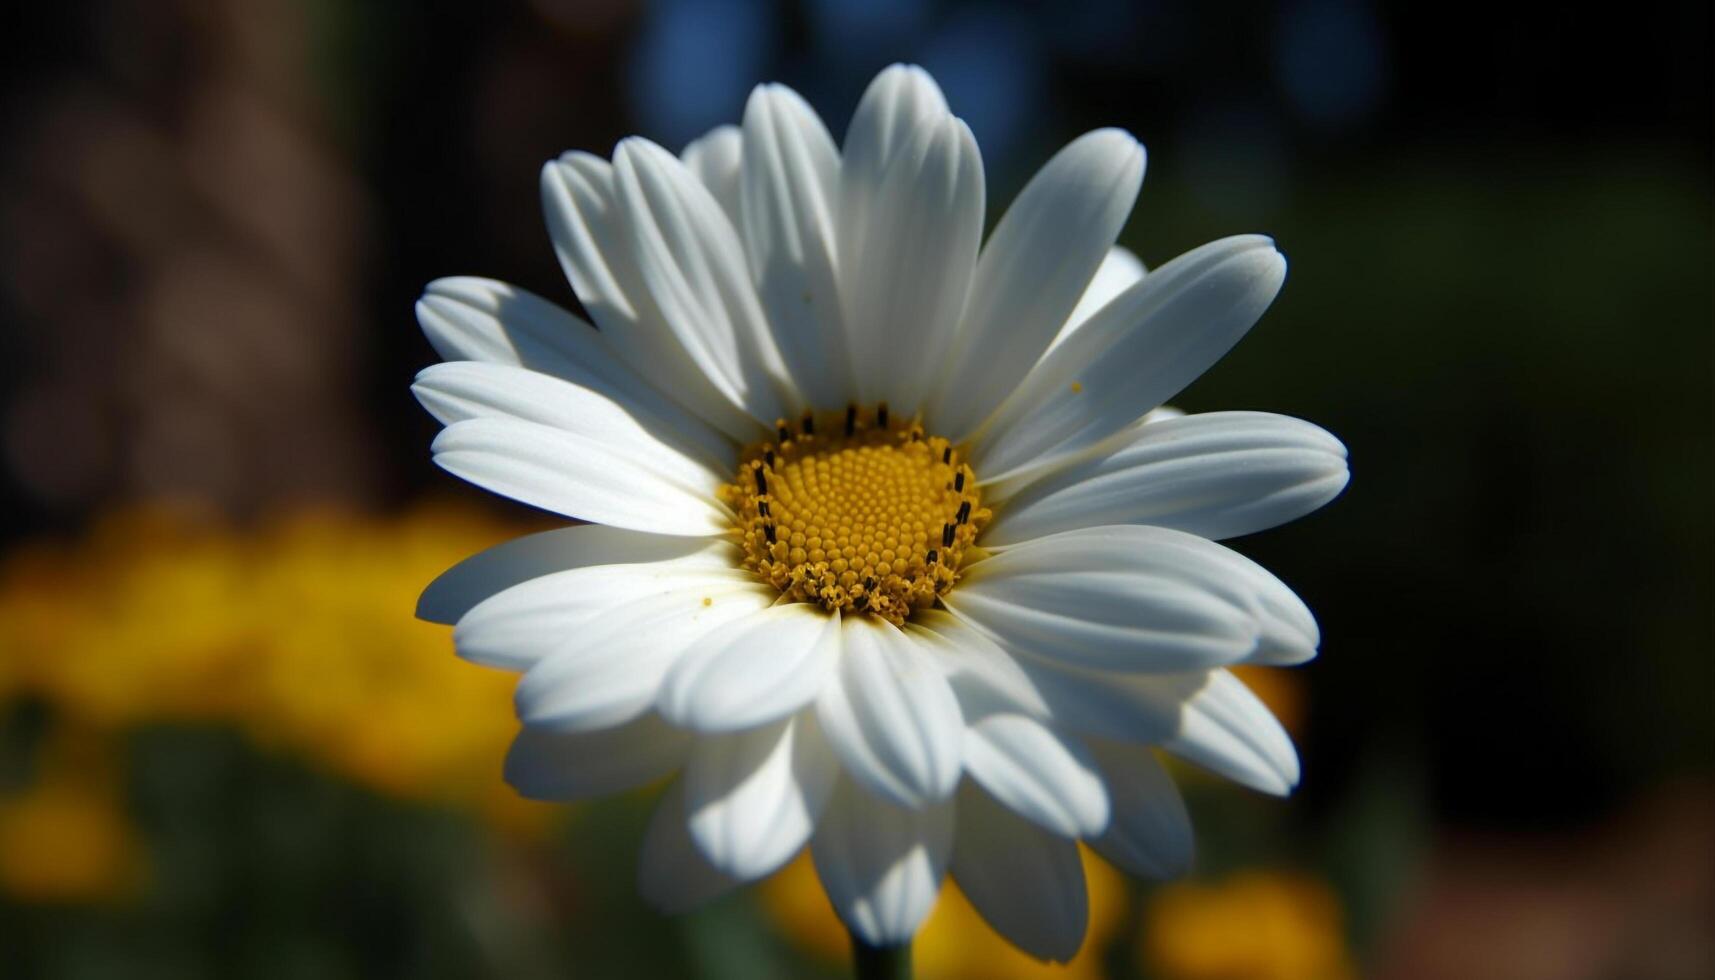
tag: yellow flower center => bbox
[721,405,987,625]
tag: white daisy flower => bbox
[414,64,1348,962]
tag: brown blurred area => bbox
[0,0,380,515]
[0,0,649,523]
[1375,782,1715,980]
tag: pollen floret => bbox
[720,405,988,625]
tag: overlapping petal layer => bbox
[947,525,1320,672]
[983,411,1349,545]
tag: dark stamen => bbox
[754,467,768,495]
[926,549,939,565]
[758,501,770,517]
[764,449,776,468]
[801,413,815,435]
[877,403,889,428]
[853,593,869,609]
[777,423,790,443]
[941,447,952,464]
[763,523,777,544]
[863,577,876,592]
[845,405,857,436]
[942,523,956,548]
[956,501,971,525]
[953,471,965,492]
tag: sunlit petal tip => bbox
[1075,126,1149,182]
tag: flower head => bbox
[415,63,1348,960]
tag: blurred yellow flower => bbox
[0,730,142,902]
[1140,871,1355,980]
[0,500,557,833]
[762,845,1130,979]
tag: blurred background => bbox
[0,1,1709,977]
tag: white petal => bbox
[420,524,726,626]
[964,714,1109,838]
[414,278,735,472]
[513,580,774,731]
[613,137,800,422]
[905,610,1052,723]
[415,361,728,489]
[839,112,984,413]
[541,153,762,442]
[980,405,1187,505]
[817,616,963,808]
[931,130,1146,440]
[739,83,854,409]
[430,417,730,537]
[839,64,948,279]
[681,125,743,224]
[983,411,1349,545]
[948,525,1319,672]
[810,777,954,946]
[1018,663,1300,796]
[1060,246,1146,342]
[975,235,1287,486]
[453,542,746,670]
[950,782,1088,963]
[416,276,572,367]
[656,604,841,733]
[638,777,742,913]
[504,713,690,801]
[1168,668,1301,793]
[684,713,838,880]
[1085,738,1194,879]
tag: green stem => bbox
[850,933,911,980]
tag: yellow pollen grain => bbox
[719,405,988,625]
[701,597,712,607]
[1070,380,1083,393]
